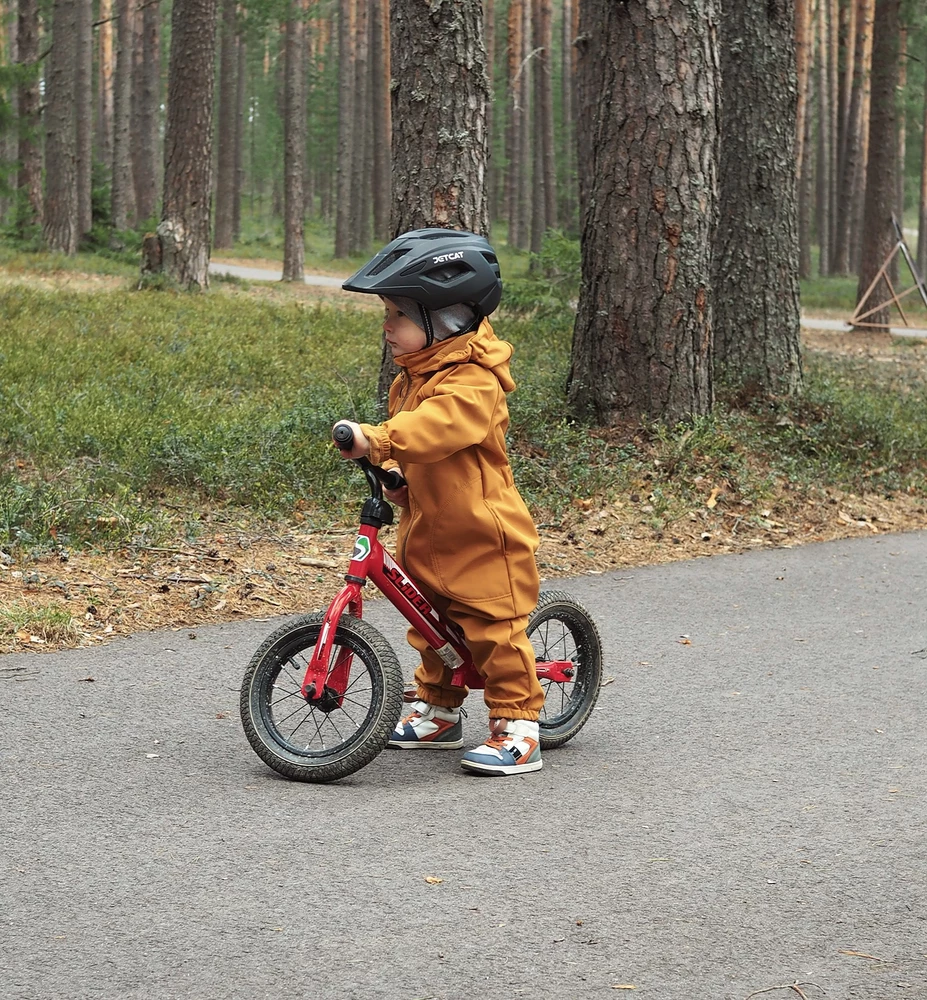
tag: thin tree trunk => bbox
[855,0,901,328]
[111,0,135,238]
[44,0,79,253]
[333,0,355,257]
[282,0,306,282]
[530,0,555,254]
[833,0,856,271]
[349,0,370,253]
[850,0,875,271]
[795,0,812,178]
[569,0,718,425]
[16,0,43,233]
[798,64,815,279]
[484,0,496,225]
[155,0,220,289]
[371,0,391,242]
[505,0,525,247]
[826,0,839,270]
[233,35,246,242]
[797,0,816,278]
[214,0,238,249]
[917,36,927,280]
[75,0,93,236]
[890,23,906,285]
[815,0,831,275]
[98,0,114,173]
[714,0,802,399]
[134,0,161,222]
[835,0,872,274]
[560,0,575,231]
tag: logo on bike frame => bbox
[352,535,371,562]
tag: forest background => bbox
[1,0,927,651]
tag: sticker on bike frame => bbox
[435,641,464,670]
[351,535,371,562]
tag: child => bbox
[335,228,545,775]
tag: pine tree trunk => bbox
[890,23,906,285]
[75,0,93,236]
[530,0,555,254]
[850,0,875,272]
[44,0,79,254]
[380,0,491,409]
[854,0,900,328]
[834,0,873,275]
[797,0,816,279]
[16,0,43,233]
[917,38,927,281]
[568,0,718,425]
[371,0,391,242]
[234,35,246,241]
[282,0,306,282]
[815,0,831,275]
[111,0,135,238]
[156,0,220,290]
[713,0,802,399]
[484,0,496,224]
[833,0,856,272]
[349,0,370,253]
[214,0,238,249]
[505,0,525,247]
[560,0,575,231]
[133,0,161,223]
[389,0,491,234]
[98,0,114,173]
[798,70,815,279]
[333,0,355,257]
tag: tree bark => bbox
[560,0,575,231]
[568,0,718,425]
[156,0,220,290]
[44,0,79,254]
[16,0,43,233]
[380,0,491,407]
[371,0,391,242]
[917,35,927,281]
[333,0,356,257]
[834,0,873,275]
[505,0,527,248]
[75,0,93,236]
[133,0,161,222]
[282,0,306,282]
[350,0,371,253]
[97,0,115,173]
[713,0,802,399]
[530,0,555,254]
[390,0,491,235]
[233,34,246,242]
[214,0,238,249]
[854,0,900,328]
[111,0,135,238]
[815,0,832,275]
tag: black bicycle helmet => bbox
[342,228,503,318]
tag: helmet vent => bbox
[399,260,426,276]
[368,248,410,276]
[428,263,473,283]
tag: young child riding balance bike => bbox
[335,228,545,776]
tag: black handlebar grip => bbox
[332,423,354,449]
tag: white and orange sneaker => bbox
[460,719,543,775]
[388,700,465,749]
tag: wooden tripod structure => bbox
[850,215,927,329]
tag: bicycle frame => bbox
[299,452,576,704]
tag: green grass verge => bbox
[2,278,926,557]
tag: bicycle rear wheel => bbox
[530,590,604,749]
[240,613,404,783]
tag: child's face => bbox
[382,299,427,357]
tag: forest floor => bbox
[2,267,927,654]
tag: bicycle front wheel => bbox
[240,613,404,783]
[530,590,604,749]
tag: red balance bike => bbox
[239,423,603,782]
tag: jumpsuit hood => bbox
[392,321,518,392]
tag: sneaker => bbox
[460,719,543,775]
[388,700,465,749]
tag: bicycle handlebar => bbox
[333,422,407,492]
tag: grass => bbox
[0,599,82,646]
[1,267,926,560]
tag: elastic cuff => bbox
[359,423,391,465]
[488,710,539,722]
[416,685,466,710]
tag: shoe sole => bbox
[459,758,543,775]
[388,738,464,749]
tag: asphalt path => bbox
[2,532,926,1000]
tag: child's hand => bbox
[333,421,370,459]
[384,484,409,508]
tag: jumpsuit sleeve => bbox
[359,366,501,467]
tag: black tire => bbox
[240,613,404,783]
[530,590,604,749]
